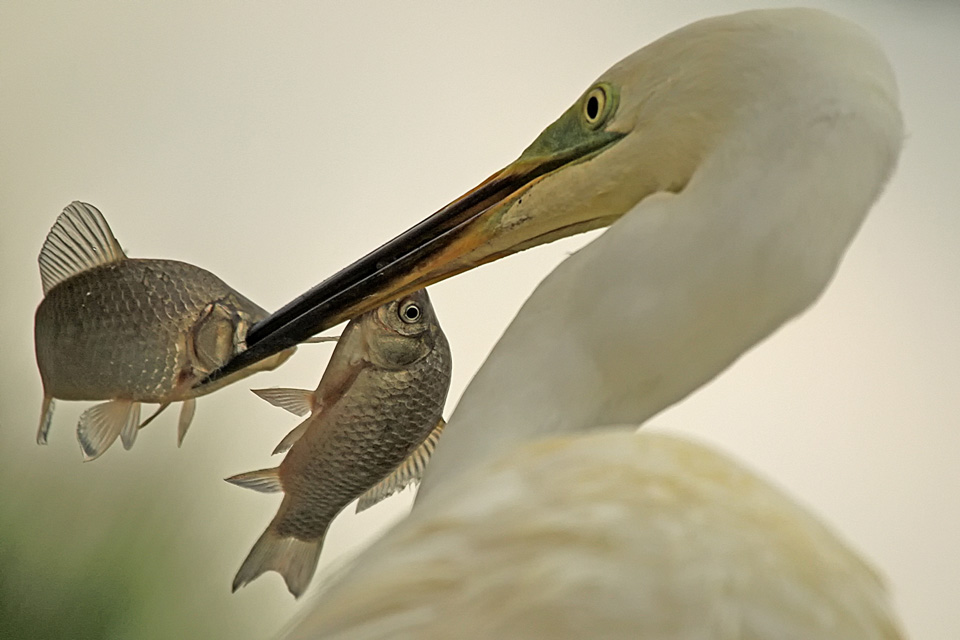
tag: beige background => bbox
[1,1,957,638]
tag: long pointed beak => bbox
[202,131,625,384]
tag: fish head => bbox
[186,295,296,394]
[361,289,441,370]
[190,300,243,373]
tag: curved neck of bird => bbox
[415,13,902,505]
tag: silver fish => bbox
[34,202,295,460]
[226,289,451,597]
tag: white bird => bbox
[212,8,905,638]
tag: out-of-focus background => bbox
[1,1,957,638]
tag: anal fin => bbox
[356,418,446,512]
[77,399,140,461]
[225,467,283,493]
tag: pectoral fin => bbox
[138,403,171,430]
[272,417,310,455]
[77,399,141,461]
[225,467,283,493]
[356,418,446,512]
[252,388,315,417]
[312,321,370,411]
[177,398,197,446]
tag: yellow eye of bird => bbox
[583,86,607,126]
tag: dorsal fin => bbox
[356,418,446,512]
[38,201,127,294]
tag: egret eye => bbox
[583,86,607,127]
[399,301,422,324]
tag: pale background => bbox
[1,1,957,638]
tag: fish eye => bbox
[582,85,609,128]
[399,301,422,324]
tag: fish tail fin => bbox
[77,399,140,461]
[177,398,197,447]
[36,395,56,445]
[232,526,324,598]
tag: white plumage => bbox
[280,8,905,638]
[287,431,900,639]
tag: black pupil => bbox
[586,95,600,120]
[403,305,420,321]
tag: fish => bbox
[355,416,445,513]
[248,391,445,512]
[226,288,452,598]
[33,201,296,460]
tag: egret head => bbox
[205,9,895,382]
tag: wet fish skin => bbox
[34,202,294,459]
[36,260,267,400]
[355,417,445,513]
[228,288,451,598]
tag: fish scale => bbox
[228,288,452,598]
[279,346,448,539]
[34,202,296,459]
[37,260,234,401]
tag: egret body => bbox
[415,8,902,493]
[220,8,904,638]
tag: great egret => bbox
[211,7,905,637]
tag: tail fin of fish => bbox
[356,418,446,512]
[36,395,56,445]
[77,399,141,461]
[225,467,283,493]
[232,526,324,598]
[252,387,315,417]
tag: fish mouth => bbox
[201,129,625,385]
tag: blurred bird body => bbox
[286,430,902,640]
[228,289,451,598]
[33,202,295,460]
[248,7,906,638]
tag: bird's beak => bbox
[203,127,625,384]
